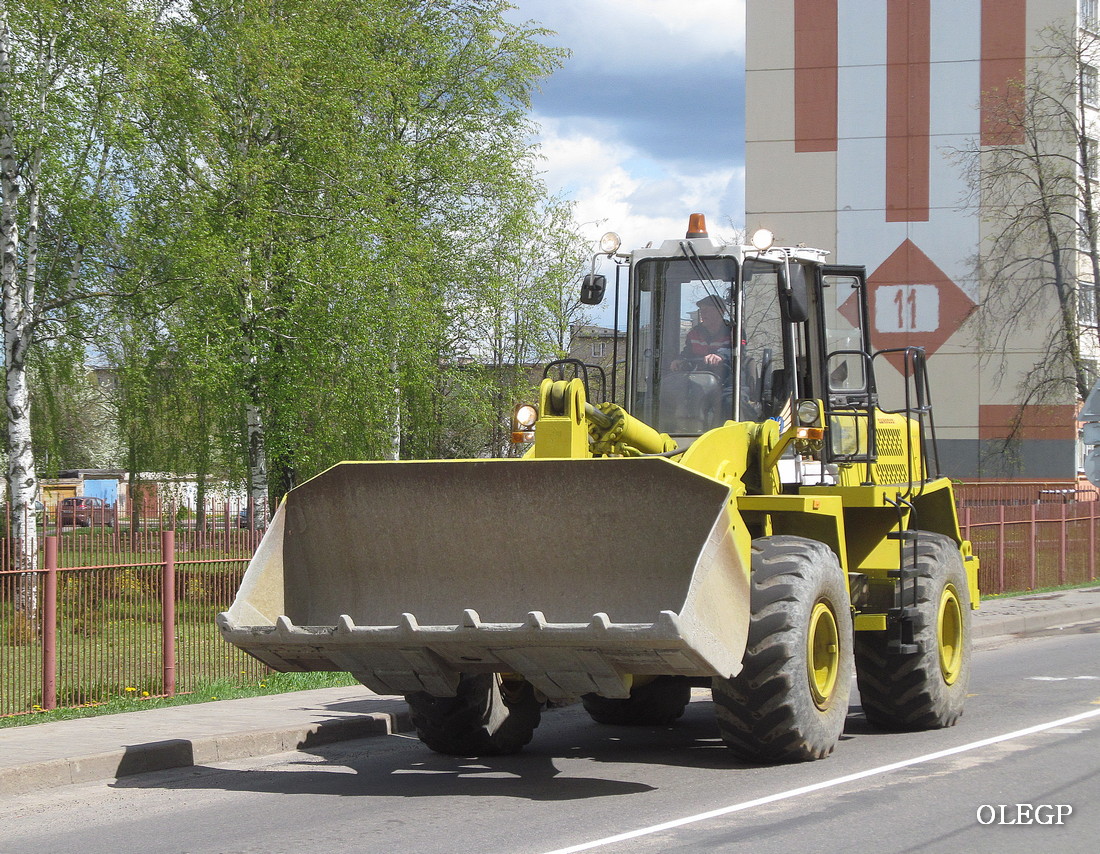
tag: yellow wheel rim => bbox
[938,584,964,685]
[808,601,840,709]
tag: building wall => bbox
[746,0,1080,479]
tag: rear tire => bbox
[405,673,542,756]
[712,536,853,763]
[855,532,971,730]
[581,676,692,725]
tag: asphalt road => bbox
[3,626,1099,854]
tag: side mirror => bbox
[580,274,606,305]
[782,264,810,323]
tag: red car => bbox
[58,496,113,527]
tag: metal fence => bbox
[960,499,1100,596]
[953,480,1099,595]
[954,480,1100,507]
[1,503,268,718]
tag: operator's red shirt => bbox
[682,324,731,359]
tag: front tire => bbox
[712,536,853,763]
[855,532,972,730]
[581,676,692,725]
[405,673,542,756]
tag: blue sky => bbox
[507,1,746,254]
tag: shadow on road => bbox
[110,695,885,801]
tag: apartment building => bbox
[746,0,1094,478]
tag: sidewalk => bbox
[3,586,1099,798]
[0,687,411,797]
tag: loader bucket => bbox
[218,457,750,701]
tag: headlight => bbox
[750,228,775,252]
[514,404,538,430]
[797,399,821,427]
[599,232,622,255]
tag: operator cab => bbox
[623,217,875,458]
[629,253,792,435]
[626,220,816,438]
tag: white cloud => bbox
[519,0,745,70]
[534,116,744,254]
[511,0,746,276]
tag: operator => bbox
[671,294,732,374]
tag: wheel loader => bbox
[219,214,979,763]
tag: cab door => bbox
[818,265,876,463]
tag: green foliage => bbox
[0,671,359,728]
[8,0,588,498]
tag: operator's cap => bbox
[696,295,724,312]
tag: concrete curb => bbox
[0,709,411,798]
[972,603,1100,641]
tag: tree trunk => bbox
[2,20,40,620]
[388,354,401,461]
[5,339,38,618]
[244,390,268,516]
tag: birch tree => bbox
[1,1,151,619]
[964,24,1100,406]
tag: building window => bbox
[1079,282,1098,324]
[1085,0,1099,30]
[1085,64,1099,106]
[591,341,606,359]
[1088,138,1099,178]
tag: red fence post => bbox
[162,530,176,696]
[1092,498,1098,583]
[1029,503,1038,589]
[997,504,1006,594]
[42,536,58,711]
[1059,502,1067,586]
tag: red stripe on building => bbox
[980,0,1026,146]
[979,405,1078,441]
[794,0,838,153]
[885,0,930,222]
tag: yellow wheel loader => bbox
[219,215,979,763]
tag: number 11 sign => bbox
[855,239,977,374]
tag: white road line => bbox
[541,707,1100,854]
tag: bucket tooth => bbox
[656,610,683,635]
[525,611,548,629]
[462,609,482,628]
[589,613,612,631]
[399,613,420,632]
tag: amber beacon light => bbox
[686,213,708,239]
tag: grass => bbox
[980,576,1100,600]
[0,670,359,728]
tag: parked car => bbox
[58,496,113,528]
[237,507,268,529]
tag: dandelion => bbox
[211,696,218,700]
[141,691,150,697]
[124,686,136,693]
